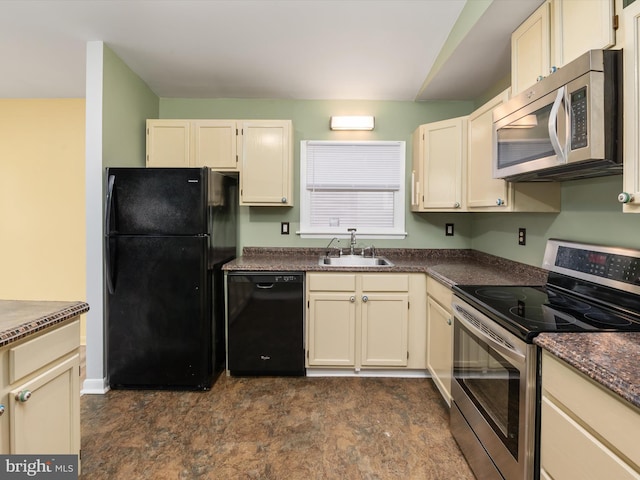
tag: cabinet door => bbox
[553,0,615,68]
[9,354,80,455]
[193,120,239,170]
[307,293,356,366]
[421,117,466,210]
[467,89,510,210]
[511,1,551,95]
[146,119,191,167]
[239,120,293,206]
[623,1,640,213]
[426,296,452,405]
[360,293,409,367]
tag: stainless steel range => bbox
[450,239,640,480]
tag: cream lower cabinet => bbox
[426,277,453,406]
[411,117,467,212]
[0,319,81,459]
[540,351,640,479]
[306,273,426,371]
[467,89,560,212]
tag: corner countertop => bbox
[0,300,90,348]
[534,332,640,409]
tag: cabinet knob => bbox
[362,295,368,303]
[281,197,287,203]
[16,390,31,403]
[0,404,4,416]
[618,192,634,204]
[496,198,505,206]
[447,318,452,326]
[350,296,356,303]
[453,202,461,209]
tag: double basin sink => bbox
[318,254,394,267]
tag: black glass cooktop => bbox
[453,283,640,342]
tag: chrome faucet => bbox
[348,228,357,255]
[326,237,341,257]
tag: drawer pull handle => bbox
[16,390,32,403]
[362,295,369,303]
[350,296,355,303]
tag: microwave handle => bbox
[548,87,567,162]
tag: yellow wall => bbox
[0,99,87,340]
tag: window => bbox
[300,140,406,239]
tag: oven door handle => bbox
[454,312,526,365]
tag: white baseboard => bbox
[305,369,430,378]
[81,377,110,395]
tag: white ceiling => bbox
[0,0,542,101]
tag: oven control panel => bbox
[543,239,640,293]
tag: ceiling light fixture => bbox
[330,115,375,131]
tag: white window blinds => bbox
[300,141,406,238]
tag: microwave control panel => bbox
[570,87,588,150]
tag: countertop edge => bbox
[0,301,90,348]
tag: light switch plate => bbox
[445,223,454,236]
[281,222,289,235]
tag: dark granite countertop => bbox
[535,332,640,409]
[0,300,90,348]
[223,248,548,286]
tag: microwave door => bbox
[493,88,569,179]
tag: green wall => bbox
[160,98,475,252]
[157,97,639,268]
[472,175,640,266]
[103,45,159,168]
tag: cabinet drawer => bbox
[541,396,640,479]
[308,274,356,292]
[361,274,409,292]
[542,352,640,469]
[427,276,452,310]
[9,320,80,384]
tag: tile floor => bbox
[80,373,475,479]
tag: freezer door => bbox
[107,235,212,389]
[106,167,208,235]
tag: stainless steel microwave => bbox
[493,49,622,182]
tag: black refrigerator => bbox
[105,167,237,390]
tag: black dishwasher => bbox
[226,272,305,376]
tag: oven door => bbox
[451,298,538,480]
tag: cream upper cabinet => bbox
[147,119,239,170]
[466,89,561,213]
[306,273,425,371]
[511,1,551,95]
[146,119,191,167]
[540,351,640,479]
[622,0,640,213]
[512,0,616,95]
[426,277,453,406]
[412,116,466,212]
[192,120,239,170]
[239,120,293,206]
[0,320,81,459]
[553,0,616,68]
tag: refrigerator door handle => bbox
[105,174,116,294]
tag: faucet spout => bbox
[347,228,357,255]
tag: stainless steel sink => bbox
[318,255,394,267]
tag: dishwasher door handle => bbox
[256,283,275,289]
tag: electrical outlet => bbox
[518,228,526,245]
[445,223,454,236]
[281,222,289,235]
